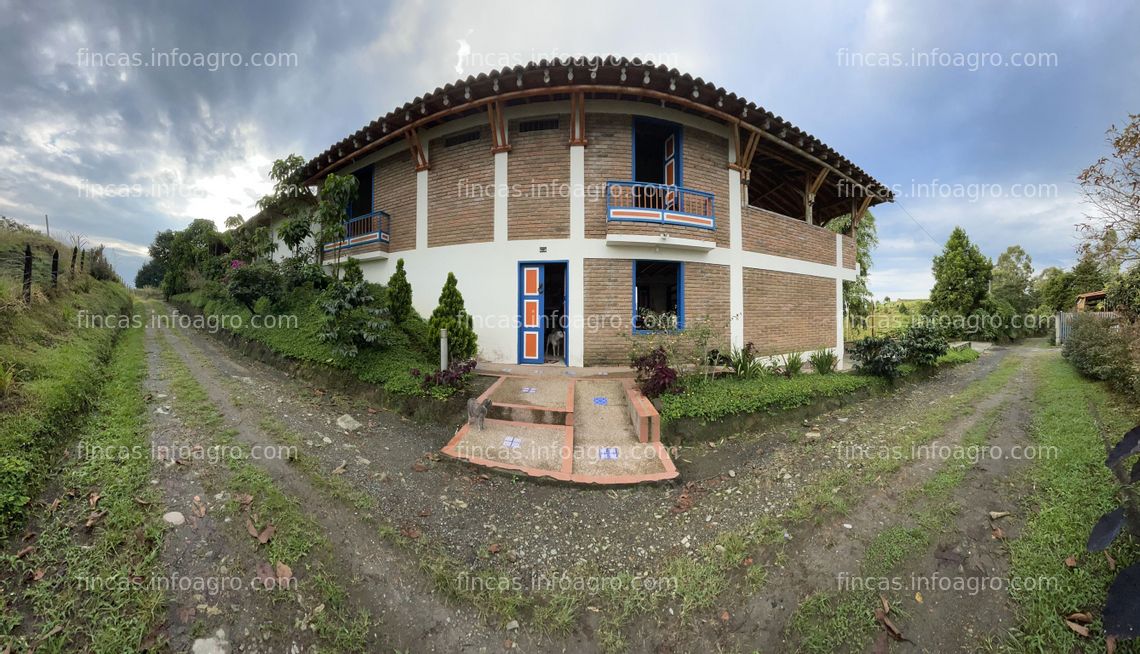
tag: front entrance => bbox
[518,261,568,365]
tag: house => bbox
[270,58,892,367]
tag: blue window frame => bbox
[632,260,685,333]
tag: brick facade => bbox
[743,206,837,265]
[681,127,730,248]
[373,151,417,252]
[507,115,571,240]
[582,258,731,366]
[743,267,837,356]
[842,234,857,269]
[427,127,494,247]
[583,114,631,239]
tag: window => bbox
[518,117,559,133]
[348,165,373,218]
[444,130,480,147]
[633,261,684,332]
[632,117,682,209]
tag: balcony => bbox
[322,210,391,253]
[605,181,715,230]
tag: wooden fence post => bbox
[22,244,32,303]
[70,246,77,277]
[51,249,59,288]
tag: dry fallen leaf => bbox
[275,561,293,586]
[1106,551,1117,571]
[991,527,1006,540]
[488,543,501,554]
[742,557,754,567]
[914,592,924,604]
[988,511,1011,520]
[257,524,276,544]
[1064,555,1079,568]
[15,546,34,559]
[47,498,60,514]
[411,463,428,473]
[1064,619,1090,638]
[874,608,908,642]
[1066,612,1094,624]
[246,516,259,539]
[85,510,108,529]
[401,526,421,539]
[88,492,101,508]
[332,461,347,475]
[31,569,45,582]
[133,496,152,506]
[191,497,207,518]
[720,610,730,623]
[879,595,891,614]
[1108,635,1118,654]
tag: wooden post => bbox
[70,246,78,277]
[51,249,59,288]
[22,244,32,303]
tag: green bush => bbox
[317,260,391,359]
[1106,266,1140,319]
[782,351,804,377]
[428,272,477,360]
[388,258,413,324]
[659,373,880,423]
[280,256,329,290]
[809,349,838,375]
[226,261,282,311]
[1062,314,1136,394]
[898,323,949,366]
[728,342,763,379]
[850,336,906,379]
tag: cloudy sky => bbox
[1,0,1137,296]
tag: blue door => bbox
[518,264,544,364]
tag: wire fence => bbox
[0,243,90,306]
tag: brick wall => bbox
[681,127,730,248]
[743,267,837,356]
[584,114,631,239]
[427,127,494,247]
[507,115,571,240]
[842,234,857,269]
[374,151,417,252]
[583,258,633,365]
[743,206,837,265]
[582,258,731,365]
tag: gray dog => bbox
[467,397,492,430]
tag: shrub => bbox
[317,259,391,358]
[388,258,413,324]
[728,342,763,379]
[1063,314,1136,393]
[280,256,329,290]
[1107,266,1140,319]
[632,346,682,398]
[898,323,949,366]
[252,296,274,315]
[428,272,478,360]
[226,261,283,312]
[851,336,906,379]
[411,358,477,396]
[781,352,804,378]
[809,350,838,375]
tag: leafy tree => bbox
[1035,266,1071,312]
[226,261,283,312]
[428,272,477,360]
[928,227,992,315]
[1078,114,1140,264]
[313,173,358,280]
[1107,265,1140,318]
[317,259,390,358]
[134,258,164,288]
[1070,254,1109,302]
[991,245,1036,313]
[278,215,313,259]
[387,258,413,324]
[826,210,879,317]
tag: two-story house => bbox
[273,58,891,367]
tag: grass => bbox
[0,278,131,537]
[660,346,981,424]
[172,286,438,397]
[1003,356,1140,653]
[154,330,373,652]
[0,317,166,652]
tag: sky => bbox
[1,0,1137,297]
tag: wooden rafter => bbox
[802,168,828,225]
[487,101,511,154]
[728,125,761,179]
[403,129,430,172]
[852,195,873,231]
[568,91,587,146]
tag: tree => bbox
[1035,266,1072,313]
[826,210,879,318]
[1069,254,1109,301]
[313,172,358,280]
[1078,114,1140,264]
[928,227,992,315]
[991,245,1035,314]
[134,258,164,288]
[428,272,477,360]
[387,258,413,324]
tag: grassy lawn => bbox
[659,347,980,424]
[172,287,438,397]
[1005,356,1140,652]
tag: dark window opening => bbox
[519,117,559,133]
[634,261,683,331]
[348,165,373,218]
[632,119,681,209]
[444,130,480,147]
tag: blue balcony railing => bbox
[322,210,391,252]
[606,181,715,230]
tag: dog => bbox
[546,329,564,361]
[467,397,492,430]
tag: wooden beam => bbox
[852,195,873,231]
[487,101,511,153]
[568,91,587,146]
[403,129,430,172]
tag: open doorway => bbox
[517,261,568,365]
